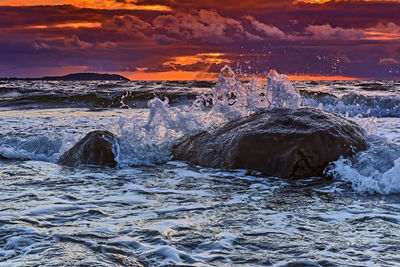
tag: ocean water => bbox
[1,69,400,266]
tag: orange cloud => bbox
[26,22,102,29]
[296,0,400,3]
[121,70,218,80]
[163,53,230,66]
[0,0,171,11]
[365,22,400,40]
[288,74,361,81]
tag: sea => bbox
[1,68,400,266]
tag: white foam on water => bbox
[3,236,34,251]
[125,181,212,197]
[152,246,182,263]
[327,134,400,194]
[328,157,400,194]
[0,226,47,264]
[317,209,357,223]
[166,160,189,167]
[0,135,65,162]
[171,168,208,179]
[101,190,153,204]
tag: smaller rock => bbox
[58,130,118,167]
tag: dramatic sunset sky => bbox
[0,0,399,80]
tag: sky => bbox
[0,0,399,80]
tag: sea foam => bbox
[327,137,400,194]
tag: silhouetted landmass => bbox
[0,73,130,81]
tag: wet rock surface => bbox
[172,107,366,178]
[58,130,117,167]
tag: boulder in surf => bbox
[172,107,366,179]
[58,130,118,167]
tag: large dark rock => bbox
[58,130,118,167]
[172,107,366,178]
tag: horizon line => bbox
[2,71,395,81]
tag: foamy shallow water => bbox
[1,75,400,266]
[1,159,400,266]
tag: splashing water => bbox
[265,69,301,109]
[115,97,209,166]
[352,117,378,136]
[193,65,301,121]
[113,65,303,166]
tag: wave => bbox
[327,136,400,194]
[0,134,77,163]
[0,90,199,109]
[0,80,213,110]
[303,92,400,118]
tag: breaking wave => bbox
[303,92,400,118]
[327,136,400,195]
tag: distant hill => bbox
[1,73,130,81]
[39,73,130,81]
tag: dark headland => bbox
[1,73,130,81]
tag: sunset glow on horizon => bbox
[0,0,172,11]
[120,70,362,81]
[0,0,399,80]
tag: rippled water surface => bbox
[1,76,400,266]
[2,160,400,266]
